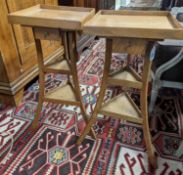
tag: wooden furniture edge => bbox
[0,0,21,82]
[0,47,64,96]
[100,9,169,16]
[84,26,183,39]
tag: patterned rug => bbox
[0,39,183,175]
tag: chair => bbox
[149,11,183,114]
[149,11,183,158]
[148,41,183,114]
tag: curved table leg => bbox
[67,31,97,139]
[31,38,45,129]
[77,38,113,144]
[141,48,157,169]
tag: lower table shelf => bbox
[45,57,71,74]
[44,84,80,106]
[100,92,143,124]
[108,67,142,89]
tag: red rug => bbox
[0,39,183,175]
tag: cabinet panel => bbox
[0,0,21,82]
[84,0,97,8]
[84,0,115,11]
[45,0,58,5]
[0,51,8,82]
[6,0,60,73]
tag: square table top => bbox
[8,4,95,30]
[83,10,183,40]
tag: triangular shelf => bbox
[44,84,80,106]
[108,67,142,89]
[45,58,71,74]
[99,93,143,124]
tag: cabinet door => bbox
[84,0,97,9]
[6,0,61,73]
[76,0,84,6]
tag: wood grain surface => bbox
[8,4,95,30]
[84,10,183,39]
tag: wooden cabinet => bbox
[59,0,115,11]
[83,0,98,10]
[58,0,84,6]
[78,0,115,11]
[0,0,63,106]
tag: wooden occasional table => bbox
[77,10,183,169]
[8,4,96,138]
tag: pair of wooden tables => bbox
[8,4,183,169]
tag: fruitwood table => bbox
[77,9,183,169]
[8,4,96,138]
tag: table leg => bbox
[141,45,157,169]
[77,38,113,144]
[67,31,97,139]
[31,38,45,129]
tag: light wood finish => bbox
[9,4,96,139]
[76,10,178,168]
[67,31,96,138]
[8,4,95,30]
[84,10,183,39]
[108,68,142,89]
[33,38,45,128]
[33,29,96,138]
[0,0,62,106]
[77,38,157,169]
[140,44,157,168]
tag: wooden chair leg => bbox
[141,53,157,169]
[77,38,113,144]
[31,38,45,129]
